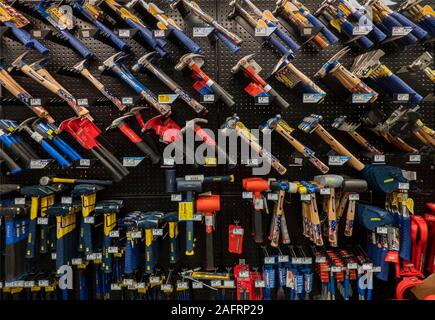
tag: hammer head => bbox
[197,194,220,212]
[106,114,134,131]
[99,52,127,72]
[298,114,323,133]
[10,51,31,71]
[28,57,50,70]
[175,53,205,71]
[176,179,202,192]
[314,174,344,188]
[332,116,360,132]
[39,176,52,186]
[351,49,385,78]
[342,178,368,193]
[16,117,37,132]
[271,55,290,75]
[180,118,208,134]
[132,52,157,73]
[72,59,89,73]
[130,106,147,114]
[169,0,182,10]
[231,53,255,74]
[313,0,335,15]
[259,114,281,133]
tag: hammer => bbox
[314,174,344,247]
[231,54,289,109]
[39,176,113,187]
[341,179,368,237]
[72,59,126,112]
[106,114,160,164]
[260,114,329,173]
[163,212,179,265]
[132,52,207,115]
[332,116,383,155]
[175,53,235,108]
[297,181,323,246]
[196,194,221,270]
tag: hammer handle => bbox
[336,192,349,222]
[344,199,356,237]
[205,232,214,271]
[314,125,365,171]
[347,131,383,155]
[0,147,22,174]
[276,124,329,173]
[327,188,338,247]
[90,148,125,182]
[310,194,324,246]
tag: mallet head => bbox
[106,114,134,131]
[314,174,344,188]
[169,0,182,10]
[298,114,323,133]
[175,53,205,71]
[39,176,52,186]
[231,53,256,74]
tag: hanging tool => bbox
[0,147,22,174]
[260,114,329,173]
[163,212,179,265]
[175,53,235,108]
[231,54,289,109]
[399,0,435,38]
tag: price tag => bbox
[171,194,182,202]
[32,30,42,38]
[352,25,372,35]
[320,188,331,195]
[111,284,122,291]
[232,227,244,236]
[398,182,409,190]
[51,253,56,260]
[210,280,222,287]
[95,253,102,260]
[118,29,131,37]
[352,93,375,103]
[71,258,83,265]
[278,255,289,263]
[123,279,134,286]
[377,227,388,234]
[79,159,91,167]
[122,97,134,105]
[130,231,142,239]
[247,158,259,166]
[108,247,119,254]
[136,282,145,289]
[300,194,311,201]
[255,280,265,288]
[14,198,25,205]
[347,263,358,269]
[77,98,88,106]
[30,98,42,106]
[267,193,279,201]
[109,230,120,238]
[315,256,327,263]
[349,193,360,201]
[372,266,381,273]
[123,157,144,167]
[30,159,51,169]
[86,253,97,261]
[177,282,189,290]
[303,257,313,264]
[292,257,304,264]
[255,96,270,105]
[37,217,48,225]
[163,158,175,166]
[38,280,49,287]
[178,202,194,221]
[149,276,161,284]
[223,280,235,288]
[193,27,214,37]
[185,175,204,181]
[158,94,178,104]
[193,214,203,221]
[161,284,173,292]
[373,154,385,163]
[84,216,95,224]
[154,29,165,38]
[302,27,312,36]
[192,282,203,289]
[363,263,373,270]
[331,266,342,272]
[255,26,276,37]
[24,281,35,288]
[293,157,303,165]
[242,192,253,199]
[408,154,421,164]
[303,93,325,103]
[392,26,412,36]
[395,93,410,102]
[81,30,90,38]
[201,94,215,103]
[238,271,250,278]
[264,257,276,264]
[152,229,163,236]
[0,282,3,289]
[328,155,350,166]
[61,197,72,204]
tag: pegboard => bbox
[1,0,434,299]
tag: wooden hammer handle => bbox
[327,188,338,247]
[310,194,324,246]
[347,131,382,155]
[314,125,365,171]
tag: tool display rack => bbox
[0,0,434,300]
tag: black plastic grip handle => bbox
[135,141,161,164]
[90,148,125,182]
[205,232,214,271]
[268,87,290,109]
[211,82,236,108]
[0,148,22,174]
[253,210,263,244]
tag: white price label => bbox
[32,30,42,38]
[119,29,131,37]
[202,94,215,103]
[111,284,122,291]
[51,253,56,260]
[149,277,161,284]
[353,25,372,35]
[315,256,327,263]
[238,271,250,278]
[30,159,51,169]
[223,280,235,288]
[373,266,381,273]
[328,156,350,166]
[177,282,189,290]
[377,227,388,234]
[192,282,203,289]
[154,30,165,38]
[331,266,342,272]
[37,217,48,225]
[14,198,25,205]
[61,197,72,204]
[136,282,145,289]
[185,175,204,181]
[211,280,222,287]
[264,257,276,264]
[122,97,134,105]
[152,229,163,236]
[292,257,304,264]
[396,93,410,102]
[255,27,276,37]
[267,193,279,201]
[86,253,97,261]
[81,30,90,38]
[171,194,182,202]
[79,159,91,167]
[72,258,83,265]
[77,99,88,106]
[398,182,409,190]
[194,214,203,221]
[108,247,119,254]
[320,188,331,195]
[392,26,412,36]
[163,158,175,166]
[84,216,95,224]
[109,230,120,238]
[161,284,173,292]
[352,93,375,103]
[349,194,360,201]
[374,155,385,163]
[300,194,311,201]
[123,279,134,286]
[232,228,244,236]
[38,280,49,287]
[130,231,142,239]
[347,263,358,269]
[255,280,265,288]
[303,93,325,103]
[123,157,144,167]
[363,263,373,270]
[256,96,270,105]
[30,98,42,106]
[24,281,35,288]
[242,192,253,199]
[408,155,421,163]
[193,27,214,37]
[278,255,289,263]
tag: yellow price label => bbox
[178,202,194,221]
[158,95,171,103]
[406,198,414,214]
[204,157,217,166]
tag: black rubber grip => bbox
[205,232,214,271]
[0,148,22,174]
[16,140,39,160]
[98,145,130,176]
[90,148,125,183]
[269,88,290,109]
[135,140,161,164]
[211,82,235,108]
[254,210,263,244]
[7,141,33,165]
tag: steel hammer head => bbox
[180,118,208,134]
[332,116,360,132]
[10,51,31,71]
[175,53,205,71]
[132,52,158,73]
[313,0,335,15]
[298,114,323,133]
[72,59,89,73]
[130,106,147,114]
[231,53,256,74]
[106,114,134,131]
[16,117,37,132]
[259,114,281,133]
[314,174,344,188]
[342,178,368,193]
[99,52,127,72]
[351,49,385,78]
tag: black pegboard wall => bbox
[0,0,434,294]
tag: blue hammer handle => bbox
[340,19,374,49]
[267,33,293,57]
[213,30,240,54]
[4,21,49,55]
[377,15,418,45]
[266,21,301,52]
[40,140,72,167]
[374,73,423,105]
[185,191,194,256]
[26,219,37,258]
[93,19,130,51]
[168,25,203,54]
[390,11,428,39]
[303,11,339,44]
[125,19,168,57]
[52,137,82,162]
[399,215,411,261]
[419,16,435,37]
